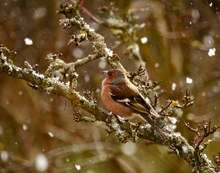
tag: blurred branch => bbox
[185,120,220,150]
[0,1,219,172]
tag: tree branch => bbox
[0,44,217,173]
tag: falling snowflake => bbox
[48,132,54,137]
[24,38,33,45]
[35,153,48,172]
[22,124,28,131]
[171,83,177,91]
[140,36,148,44]
[75,164,81,170]
[186,77,193,84]
[208,48,216,57]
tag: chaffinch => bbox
[101,69,165,138]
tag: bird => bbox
[101,69,165,138]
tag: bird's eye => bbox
[107,71,116,79]
[108,71,113,77]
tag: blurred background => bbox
[0,0,220,172]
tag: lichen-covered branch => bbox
[0,44,217,173]
[59,1,124,70]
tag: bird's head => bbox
[102,69,127,85]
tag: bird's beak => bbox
[102,70,108,77]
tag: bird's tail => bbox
[141,113,166,139]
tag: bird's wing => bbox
[110,94,156,116]
[111,93,164,137]
[109,82,160,118]
[109,82,164,138]
[109,82,159,118]
[109,81,139,98]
